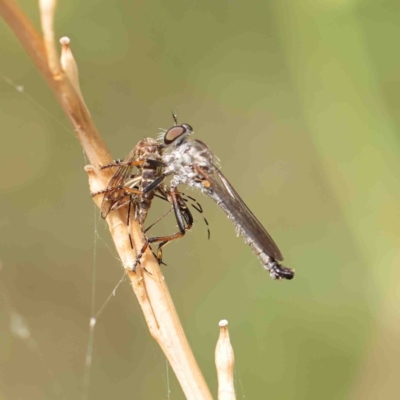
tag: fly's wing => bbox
[208,169,284,261]
[100,148,140,218]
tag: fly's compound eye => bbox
[164,124,193,145]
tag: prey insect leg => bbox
[99,159,145,170]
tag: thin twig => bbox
[0,1,212,398]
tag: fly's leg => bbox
[132,188,193,271]
[180,193,211,240]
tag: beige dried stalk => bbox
[215,320,236,400]
[0,1,213,398]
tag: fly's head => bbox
[163,123,193,148]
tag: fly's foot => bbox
[151,251,167,266]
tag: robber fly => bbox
[92,137,195,269]
[144,117,294,280]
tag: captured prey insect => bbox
[91,137,206,269]
[144,117,294,280]
[94,137,165,224]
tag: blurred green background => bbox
[1,0,400,399]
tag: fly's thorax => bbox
[163,139,215,169]
[187,139,215,168]
[163,138,218,191]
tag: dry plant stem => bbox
[87,166,212,399]
[0,1,212,399]
[0,0,109,167]
[215,321,236,400]
[39,0,61,76]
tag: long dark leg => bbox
[132,188,193,270]
[180,193,211,240]
[153,189,193,262]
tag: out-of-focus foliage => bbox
[0,1,399,399]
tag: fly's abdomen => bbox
[250,241,294,280]
[202,177,294,280]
